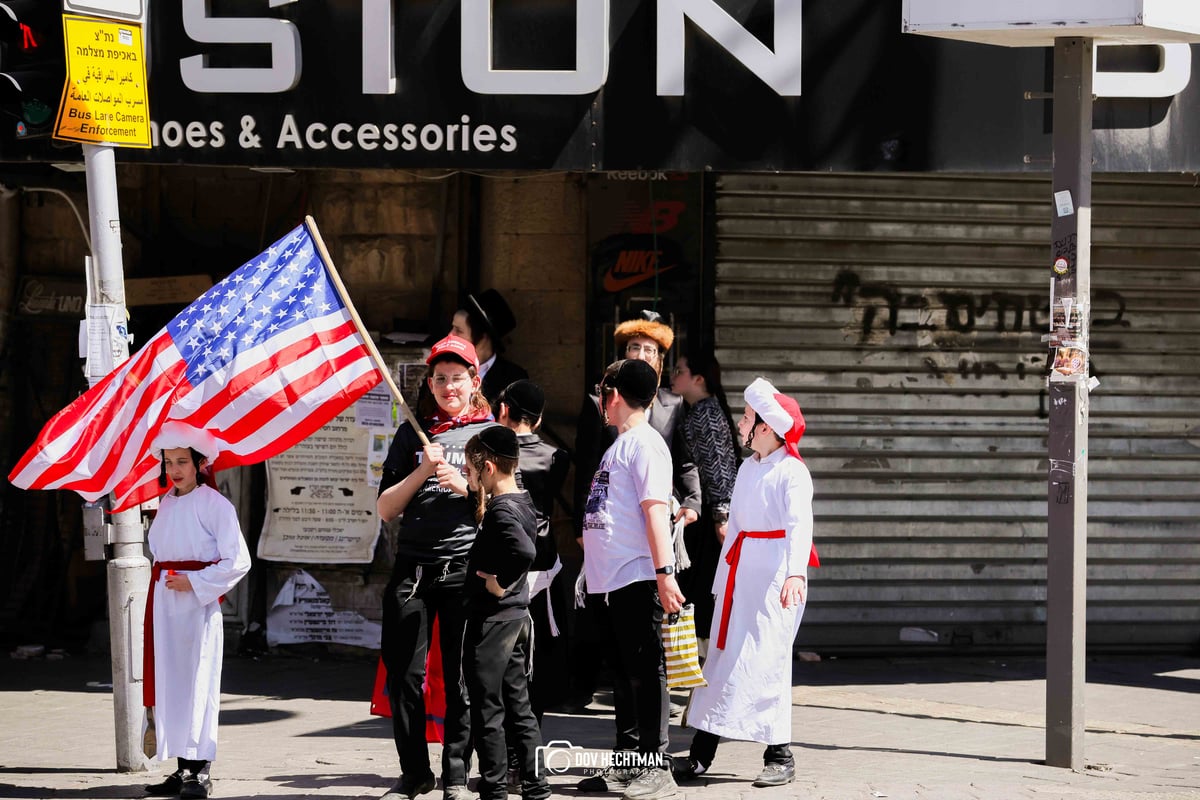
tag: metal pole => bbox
[1045,36,1092,771]
[83,142,151,773]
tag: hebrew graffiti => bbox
[832,269,1123,340]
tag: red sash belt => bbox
[715,531,820,651]
[143,560,217,707]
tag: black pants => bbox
[565,563,606,706]
[690,729,794,768]
[505,584,564,773]
[678,509,721,637]
[177,758,208,775]
[381,556,472,786]
[587,580,668,756]
[464,615,551,800]
[527,587,565,719]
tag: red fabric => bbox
[368,617,447,745]
[370,656,390,717]
[715,530,785,651]
[424,617,446,743]
[771,392,806,461]
[9,222,383,512]
[142,560,218,708]
[425,408,492,436]
[426,335,480,370]
[713,528,820,651]
[769,392,818,566]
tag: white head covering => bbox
[743,377,806,460]
[151,421,221,461]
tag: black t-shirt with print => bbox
[379,419,497,562]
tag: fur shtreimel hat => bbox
[613,309,674,353]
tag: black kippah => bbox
[477,426,520,459]
[501,379,545,419]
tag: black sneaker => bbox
[751,762,795,787]
[144,769,186,796]
[622,767,677,800]
[577,765,638,793]
[179,773,213,800]
[380,773,437,800]
[669,757,707,784]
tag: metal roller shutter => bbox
[713,172,1200,653]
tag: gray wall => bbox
[714,172,1200,653]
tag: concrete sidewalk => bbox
[0,653,1197,799]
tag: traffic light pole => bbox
[83,142,150,773]
[1045,37,1092,771]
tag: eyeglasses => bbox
[625,342,659,357]
[595,383,613,401]
[671,365,689,377]
[432,373,472,388]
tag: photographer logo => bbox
[535,740,665,777]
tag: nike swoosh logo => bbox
[603,263,678,292]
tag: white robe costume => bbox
[686,446,813,745]
[147,483,251,761]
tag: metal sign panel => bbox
[903,0,1200,46]
[62,0,145,24]
[54,15,150,147]
[3,1,1200,170]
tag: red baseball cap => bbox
[426,334,480,370]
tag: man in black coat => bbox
[452,289,529,406]
[573,311,702,534]
[418,289,529,416]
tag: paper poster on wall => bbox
[258,411,381,563]
[367,431,393,488]
[266,569,382,648]
[355,387,393,428]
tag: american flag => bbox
[9,220,384,511]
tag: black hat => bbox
[468,289,518,340]
[499,379,545,419]
[603,359,660,408]
[476,426,520,460]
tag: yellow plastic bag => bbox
[662,603,707,689]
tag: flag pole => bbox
[304,216,431,447]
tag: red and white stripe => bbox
[11,308,381,512]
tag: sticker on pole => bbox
[54,15,151,148]
[1053,190,1075,217]
[1053,257,1070,275]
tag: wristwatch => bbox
[655,565,675,576]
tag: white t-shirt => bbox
[582,420,672,593]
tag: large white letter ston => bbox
[460,0,610,94]
[180,0,302,93]
[1093,43,1191,98]
[657,0,802,96]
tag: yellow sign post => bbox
[54,14,151,148]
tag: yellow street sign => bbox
[54,15,151,148]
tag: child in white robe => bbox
[143,422,251,800]
[674,378,818,789]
